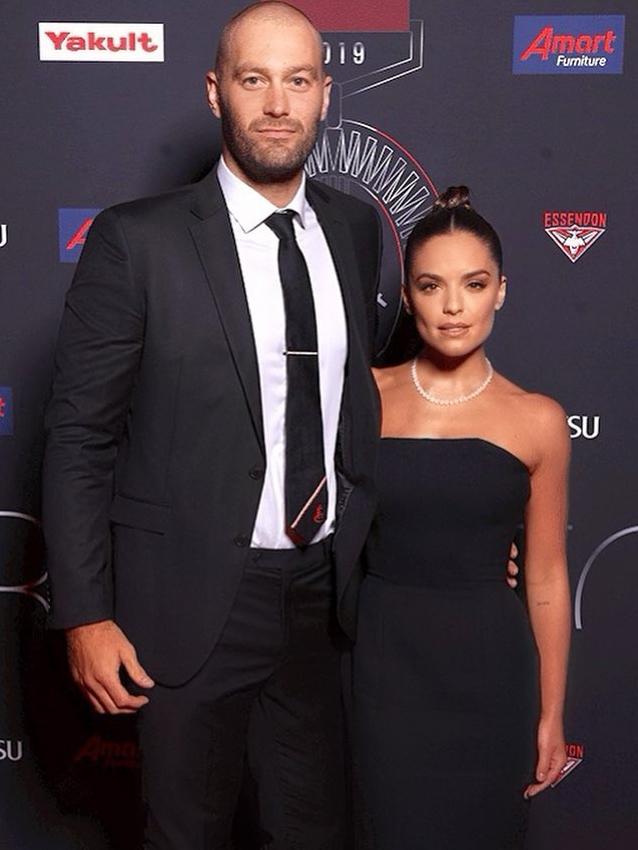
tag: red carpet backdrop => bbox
[1,1,636,847]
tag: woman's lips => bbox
[439,324,470,336]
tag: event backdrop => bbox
[1,1,636,847]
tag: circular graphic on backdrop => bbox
[0,511,48,612]
[306,119,437,355]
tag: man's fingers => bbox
[510,542,518,559]
[96,673,149,711]
[86,692,106,714]
[121,652,155,689]
[86,681,123,715]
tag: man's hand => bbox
[507,542,519,589]
[66,620,154,714]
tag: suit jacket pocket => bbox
[109,494,171,534]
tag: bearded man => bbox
[43,3,381,848]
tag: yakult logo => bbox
[544,211,607,263]
[39,23,164,62]
[513,16,625,74]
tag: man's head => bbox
[206,2,331,187]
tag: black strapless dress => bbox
[352,438,539,849]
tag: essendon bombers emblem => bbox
[551,742,584,788]
[543,211,607,263]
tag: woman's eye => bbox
[468,280,487,290]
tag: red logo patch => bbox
[543,211,606,263]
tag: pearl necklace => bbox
[410,357,494,406]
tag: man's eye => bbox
[291,77,309,87]
[243,76,261,86]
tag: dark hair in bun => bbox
[433,185,472,211]
[405,185,503,276]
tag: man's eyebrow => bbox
[233,64,319,79]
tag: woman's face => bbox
[404,230,506,359]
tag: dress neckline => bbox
[380,436,530,476]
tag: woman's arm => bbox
[523,396,571,797]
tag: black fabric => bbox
[134,540,347,850]
[265,211,327,547]
[352,438,539,849]
[43,171,382,684]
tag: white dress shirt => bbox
[217,157,347,549]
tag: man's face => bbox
[207,14,331,184]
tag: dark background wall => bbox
[1,2,636,847]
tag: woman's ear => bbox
[402,286,413,315]
[495,276,507,311]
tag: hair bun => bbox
[434,185,471,211]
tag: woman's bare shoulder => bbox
[495,375,569,448]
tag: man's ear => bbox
[206,70,222,119]
[320,75,333,122]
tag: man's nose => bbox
[263,83,290,117]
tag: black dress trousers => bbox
[135,537,347,850]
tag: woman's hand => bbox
[524,715,567,798]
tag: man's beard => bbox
[220,99,320,184]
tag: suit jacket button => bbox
[234,535,250,548]
[249,467,264,480]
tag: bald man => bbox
[43,3,381,847]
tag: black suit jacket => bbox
[43,170,381,684]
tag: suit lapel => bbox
[307,181,370,480]
[188,171,265,456]
[306,181,367,372]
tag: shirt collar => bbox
[217,156,309,233]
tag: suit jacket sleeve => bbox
[43,207,145,629]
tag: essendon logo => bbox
[513,16,625,74]
[543,211,607,263]
[38,23,164,62]
[58,208,101,263]
[551,742,584,788]
[0,387,14,436]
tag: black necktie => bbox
[265,210,327,547]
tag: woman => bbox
[352,187,571,849]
